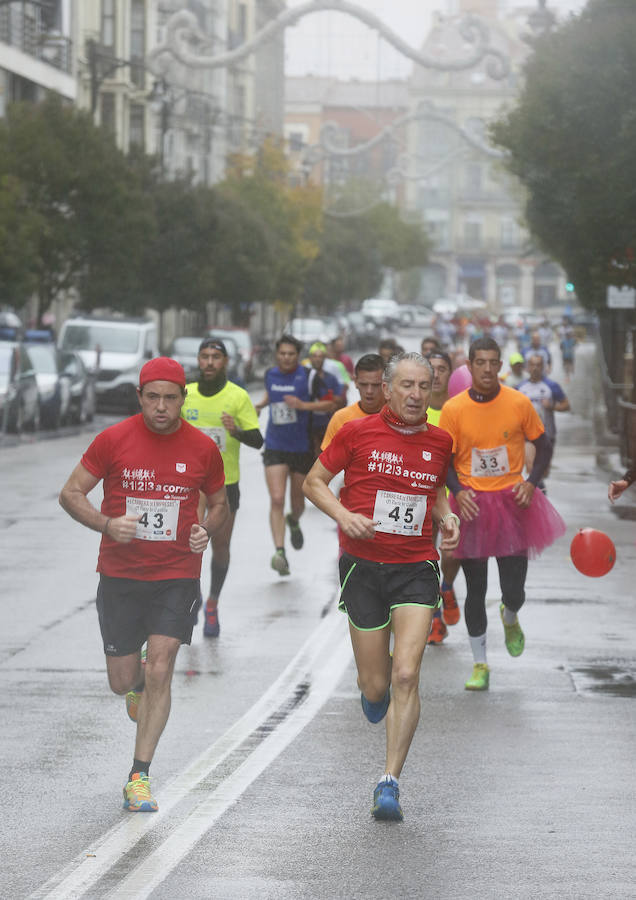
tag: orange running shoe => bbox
[441,588,460,626]
[427,617,447,644]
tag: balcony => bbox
[0,5,72,75]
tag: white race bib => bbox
[200,426,227,452]
[372,490,427,536]
[126,497,179,541]
[471,445,510,477]
[271,401,298,425]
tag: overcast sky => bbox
[284,0,587,81]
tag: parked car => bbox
[0,341,40,433]
[345,311,380,350]
[361,298,401,329]
[283,317,337,349]
[397,305,436,329]
[58,315,159,414]
[59,350,96,424]
[168,336,203,382]
[206,328,255,380]
[25,341,70,429]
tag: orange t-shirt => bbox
[321,402,369,449]
[438,385,544,492]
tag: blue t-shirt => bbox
[265,365,311,452]
[517,377,566,440]
[309,367,342,431]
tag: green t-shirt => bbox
[182,381,260,484]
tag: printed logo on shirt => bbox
[176,462,186,473]
[422,450,432,461]
[185,409,199,421]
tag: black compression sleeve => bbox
[446,458,463,496]
[234,428,264,450]
[528,432,553,486]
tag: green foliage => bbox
[491,1,636,308]
[0,95,152,320]
[0,101,431,326]
[303,203,430,311]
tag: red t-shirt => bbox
[81,414,225,581]
[319,414,452,564]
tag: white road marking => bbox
[109,633,352,899]
[30,596,351,900]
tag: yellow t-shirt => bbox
[181,381,260,484]
[321,402,369,450]
[426,406,443,427]
[439,385,544,492]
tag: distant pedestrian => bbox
[321,353,385,450]
[255,335,336,576]
[517,353,570,489]
[181,339,263,637]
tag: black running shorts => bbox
[96,575,200,656]
[262,448,314,474]
[338,553,440,631]
[226,481,240,514]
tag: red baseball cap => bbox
[139,357,186,388]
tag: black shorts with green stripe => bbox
[338,552,440,631]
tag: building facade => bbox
[406,4,566,309]
[0,0,76,115]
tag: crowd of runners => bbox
[59,322,577,821]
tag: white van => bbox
[58,316,158,413]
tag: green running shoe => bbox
[285,514,304,550]
[500,604,525,657]
[465,663,490,691]
[271,549,290,576]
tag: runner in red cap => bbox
[59,356,228,813]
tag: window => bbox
[238,2,247,42]
[129,104,144,149]
[130,0,145,87]
[288,131,304,153]
[465,163,482,195]
[501,217,521,249]
[101,93,115,134]
[463,220,482,250]
[101,0,115,49]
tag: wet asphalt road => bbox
[0,338,634,899]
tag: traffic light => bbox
[565,282,575,292]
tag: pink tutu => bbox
[449,486,566,560]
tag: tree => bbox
[223,139,323,309]
[0,95,152,321]
[491,0,636,308]
[302,202,431,311]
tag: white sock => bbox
[502,605,518,625]
[469,633,487,664]
[380,772,398,786]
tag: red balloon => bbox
[448,364,472,398]
[570,528,616,577]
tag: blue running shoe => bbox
[203,602,220,637]
[361,688,390,723]
[372,777,403,821]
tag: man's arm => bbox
[59,463,139,543]
[283,395,337,413]
[189,485,229,553]
[303,459,376,540]
[431,484,460,550]
[254,390,269,414]
[220,412,264,449]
